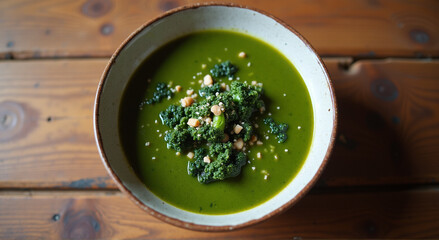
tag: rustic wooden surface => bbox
[1,0,439,238]
[0,0,438,59]
[1,188,439,239]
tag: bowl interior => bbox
[95,5,336,230]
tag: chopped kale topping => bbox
[198,83,221,98]
[141,82,173,106]
[188,143,247,183]
[210,61,238,78]
[263,117,289,143]
[153,62,287,184]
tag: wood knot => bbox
[409,29,430,44]
[370,78,398,101]
[159,0,180,12]
[0,101,25,142]
[81,0,112,18]
[100,23,114,36]
[62,208,101,239]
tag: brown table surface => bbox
[1,0,439,239]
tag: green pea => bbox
[213,114,225,131]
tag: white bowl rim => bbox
[94,3,337,232]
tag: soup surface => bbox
[120,30,313,214]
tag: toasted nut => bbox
[175,85,182,92]
[203,156,211,163]
[204,74,213,86]
[211,105,222,116]
[238,51,247,58]
[250,135,258,143]
[181,97,194,107]
[220,83,226,90]
[186,89,194,95]
[187,118,200,127]
[234,124,243,134]
[233,138,244,150]
[222,134,229,143]
[187,152,194,159]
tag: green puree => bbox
[119,30,313,214]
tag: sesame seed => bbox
[247,62,251,67]
[277,106,280,110]
[283,93,287,96]
[152,157,156,160]
[159,134,162,137]
[298,126,302,130]
[155,120,158,124]
[145,142,150,146]
[285,149,289,152]
[176,152,181,156]
[252,166,256,170]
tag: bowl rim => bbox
[94,3,338,232]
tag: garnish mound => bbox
[155,61,288,183]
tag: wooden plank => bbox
[0,189,438,238]
[320,58,439,186]
[0,59,116,189]
[1,59,439,188]
[0,0,438,59]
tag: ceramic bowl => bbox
[94,4,337,231]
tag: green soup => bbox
[120,30,313,214]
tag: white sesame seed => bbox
[156,148,159,152]
[176,152,181,156]
[152,157,156,160]
[257,152,262,159]
[201,64,206,69]
[247,62,251,67]
[277,106,280,110]
[155,120,158,124]
[298,126,302,130]
[285,149,289,152]
[264,175,268,180]
[159,134,162,137]
[256,141,263,146]
[274,155,278,160]
[252,166,256,170]
[145,142,150,146]
[283,93,287,96]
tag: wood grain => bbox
[0,60,116,189]
[0,0,438,59]
[0,188,438,239]
[1,59,438,189]
[320,59,439,186]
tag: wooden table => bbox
[1,0,439,238]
